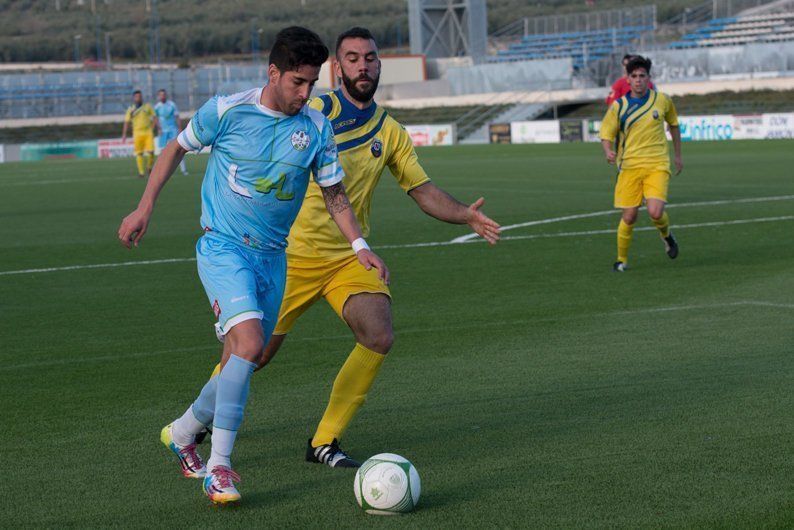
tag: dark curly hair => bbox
[269,26,329,72]
[626,55,652,75]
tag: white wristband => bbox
[352,237,370,254]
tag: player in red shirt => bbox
[606,54,654,106]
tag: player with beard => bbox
[201,26,501,468]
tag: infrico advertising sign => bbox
[677,115,734,141]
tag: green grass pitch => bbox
[1,141,793,527]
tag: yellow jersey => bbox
[286,90,431,260]
[124,103,156,136]
[600,89,678,172]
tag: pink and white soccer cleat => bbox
[160,423,207,478]
[203,465,242,504]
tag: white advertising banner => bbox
[761,113,794,139]
[98,138,135,159]
[510,120,561,144]
[583,120,602,143]
[405,124,456,146]
[732,115,764,140]
[677,115,735,141]
[0,144,4,163]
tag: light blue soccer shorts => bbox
[158,129,178,150]
[196,233,287,341]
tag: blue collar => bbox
[626,90,651,106]
[332,89,377,134]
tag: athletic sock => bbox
[144,152,154,171]
[172,405,207,446]
[207,427,236,471]
[190,374,218,426]
[210,362,221,378]
[617,219,634,264]
[652,211,670,238]
[135,155,145,176]
[312,343,385,447]
[208,354,256,471]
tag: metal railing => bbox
[491,4,657,40]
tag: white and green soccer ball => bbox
[354,453,420,515]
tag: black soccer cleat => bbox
[195,426,212,445]
[613,261,627,272]
[305,438,360,468]
[662,231,679,259]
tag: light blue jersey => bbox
[155,99,180,133]
[178,86,343,335]
[178,86,344,252]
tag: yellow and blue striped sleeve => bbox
[387,122,430,193]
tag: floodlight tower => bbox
[408,0,487,59]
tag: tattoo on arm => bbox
[321,182,351,215]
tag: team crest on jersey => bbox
[291,130,310,151]
[371,138,383,158]
[653,110,659,120]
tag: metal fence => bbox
[492,5,657,40]
[0,64,271,120]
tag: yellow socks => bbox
[135,155,145,176]
[617,219,634,264]
[312,343,386,447]
[144,152,154,171]
[211,362,221,378]
[652,211,670,238]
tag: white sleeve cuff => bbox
[177,120,203,152]
[315,163,344,188]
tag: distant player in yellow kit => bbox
[201,27,501,467]
[122,90,158,178]
[600,55,683,272]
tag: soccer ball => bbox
[354,453,420,515]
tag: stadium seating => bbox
[490,25,654,69]
[669,12,794,49]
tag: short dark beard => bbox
[341,70,379,103]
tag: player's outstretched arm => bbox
[117,140,188,248]
[321,182,390,284]
[408,182,501,245]
[669,125,683,175]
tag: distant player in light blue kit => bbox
[117,26,389,505]
[154,88,188,175]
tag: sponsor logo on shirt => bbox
[291,130,310,151]
[334,118,356,130]
[371,138,382,158]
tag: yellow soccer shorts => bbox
[133,133,155,155]
[614,167,670,208]
[274,253,391,335]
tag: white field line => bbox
[0,176,132,187]
[495,215,794,243]
[451,194,794,243]
[0,257,196,276]
[1,194,793,277]
[3,300,791,372]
